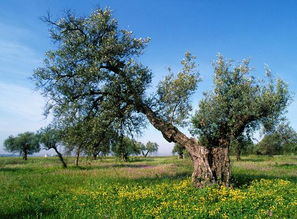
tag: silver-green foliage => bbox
[4,132,40,158]
[33,9,151,134]
[192,55,290,148]
[156,52,200,127]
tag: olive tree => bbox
[111,136,142,161]
[4,132,40,160]
[230,134,254,161]
[33,9,290,187]
[172,143,186,159]
[141,141,159,157]
[191,58,290,185]
[257,122,297,155]
[61,116,120,165]
[38,127,67,168]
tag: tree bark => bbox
[53,147,67,168]
[137,103,231,187]
[192,147,231,187]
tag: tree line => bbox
[4,127,159,167]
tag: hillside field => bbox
[0,155,296,218]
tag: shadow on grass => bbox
[70,163,159,171]
[231,173,297,187]
[239,158,266,162]
[129,171,297,188]
[0,207,57,219]
[0,167,35,173]
[125,171,192,185]
[274,163,297,169]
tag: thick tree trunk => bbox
[137,103,231,187]
[93,153,97,160]
[53,147,67,168]
[191,147,231,187]
[144,151,149,157]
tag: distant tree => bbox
[256,123,297,155]
[4,132,40,160]
[112,136,141,161]
[80,117,116,160]
[62,122,87,166]
[141,141,159,157]
[231,134,254,161]
[38,127,67,168]
[172,143,186,159]
[33,8,291,187]
[257,134,280,156]
[61,116,119,165]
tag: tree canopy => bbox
[4,132,40,160]
[38,127,67,167]
[257,122,297,155]
[192,56,290,148]
[111,136,142,161]
[172,143,186,159]
[140,141,159,157]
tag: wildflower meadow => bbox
[0,155,296,218]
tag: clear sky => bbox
[0,0,296,155]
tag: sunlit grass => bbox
[0,155,296,218]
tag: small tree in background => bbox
[141,141,159,157]
[112,136,141,161]
[256,122,297,155]
[230,134,254,161]
[172,143,186,159]
[4,132,40,160]
[39,127,67,168]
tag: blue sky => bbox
[0,0,296,155]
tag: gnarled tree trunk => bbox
[137,103,231,187]
[191,146,230,187]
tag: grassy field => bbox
[0,155,296,218]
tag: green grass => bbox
[0,155,296,218]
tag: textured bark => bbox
[53,147,67,168]
[137,103,231,187]
[192,147,231,187]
